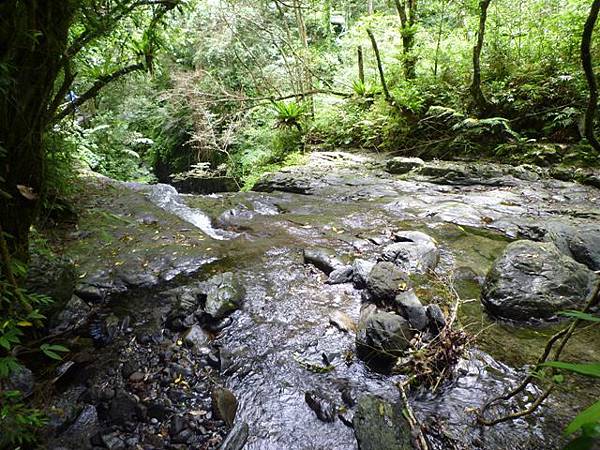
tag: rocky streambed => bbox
[34,153,600,450]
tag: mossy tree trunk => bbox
[393,0,418,80]
[469,0,493,117]
[0,1,76,261]
[581,0,600,153]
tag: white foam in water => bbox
[126,183,236,240]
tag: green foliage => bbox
[0,390,47,448]
[542,310,600,449]
[0,249,69,447]
[271,100,306,131]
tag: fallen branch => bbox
[477,281,600,425]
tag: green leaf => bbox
[542,361,600,379]
[559,311,600,323]
[40,343,69,360]
[565,400,600,436]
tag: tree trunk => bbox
[367,29,391,102]
[581,0,600,153]
[470,0,493,116]
[393,0,418,79]
[358,46,365,84]
[0,1,76,260]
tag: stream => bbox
[45,152,600,450]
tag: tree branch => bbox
[53,63,145,123]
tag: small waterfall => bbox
[125,182,237,240]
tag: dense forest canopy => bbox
[2,0,600,256]
[1,0,600,448]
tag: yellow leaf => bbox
[17,321,33,327]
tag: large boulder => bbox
[544,222,600,271]
[366,262,410,302]
[481,241,599,320]
[356,310,414,369]
[381,231,439,274]
[353,395,412,450]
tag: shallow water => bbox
[73,154,600,449]
[140,154,597,449]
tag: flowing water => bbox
[57,153,600,449]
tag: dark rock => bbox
[211,387,238,427]
[303,247,344,275]
[482,240,599,320]
[203,273,245,320]
[366,262,410,302]
[7,366,34,397]
[170,415,186,435]
[326,265,354,284]
[353,395,412,450]
[382,231,439,274]
[220,421,249,450]
[128,371,145,383]
[121,361,138,379]
[74,283,106,304]
[338,409,354,428]
[25,255,76,305]
[356,310,414,369]
[67,404,99,436]
[101,431,126,450]
[109,391,140,425]
[426,304,446,332]
[51,295,92,333]
[305,390,337,422]
[545,222,600,271]
[182,324,209,348]
[395,291,428,331]
[352,259,375,289]
[386,157,425,174]
[147,403,170,421]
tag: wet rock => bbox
[51,295,91,333]
[203,272,245,320]
[482,240,599,320]
[353,395,412,450]
[356,310,414,369]
[75,283,106,303]
[182,324,209,348]
[220,421,249,450]
[395,291,428,331]
[366,262,410,302]
[305,390,337,423]
[7,366,34,397]
[25,255,76,305]
[426,304,446,332]
[303,247,344,275]
[211,387,238,427]
[545,222,600,271]
[128,371,145,383]
[147,402,170,421]
[386,156,425,174]
[67,404,99,436]
[382,231,439,274]
[109,391,140,425]
[329,311,357,333]
[101,431,126,450]
[326,265,354,284]
[352,259,376,289]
